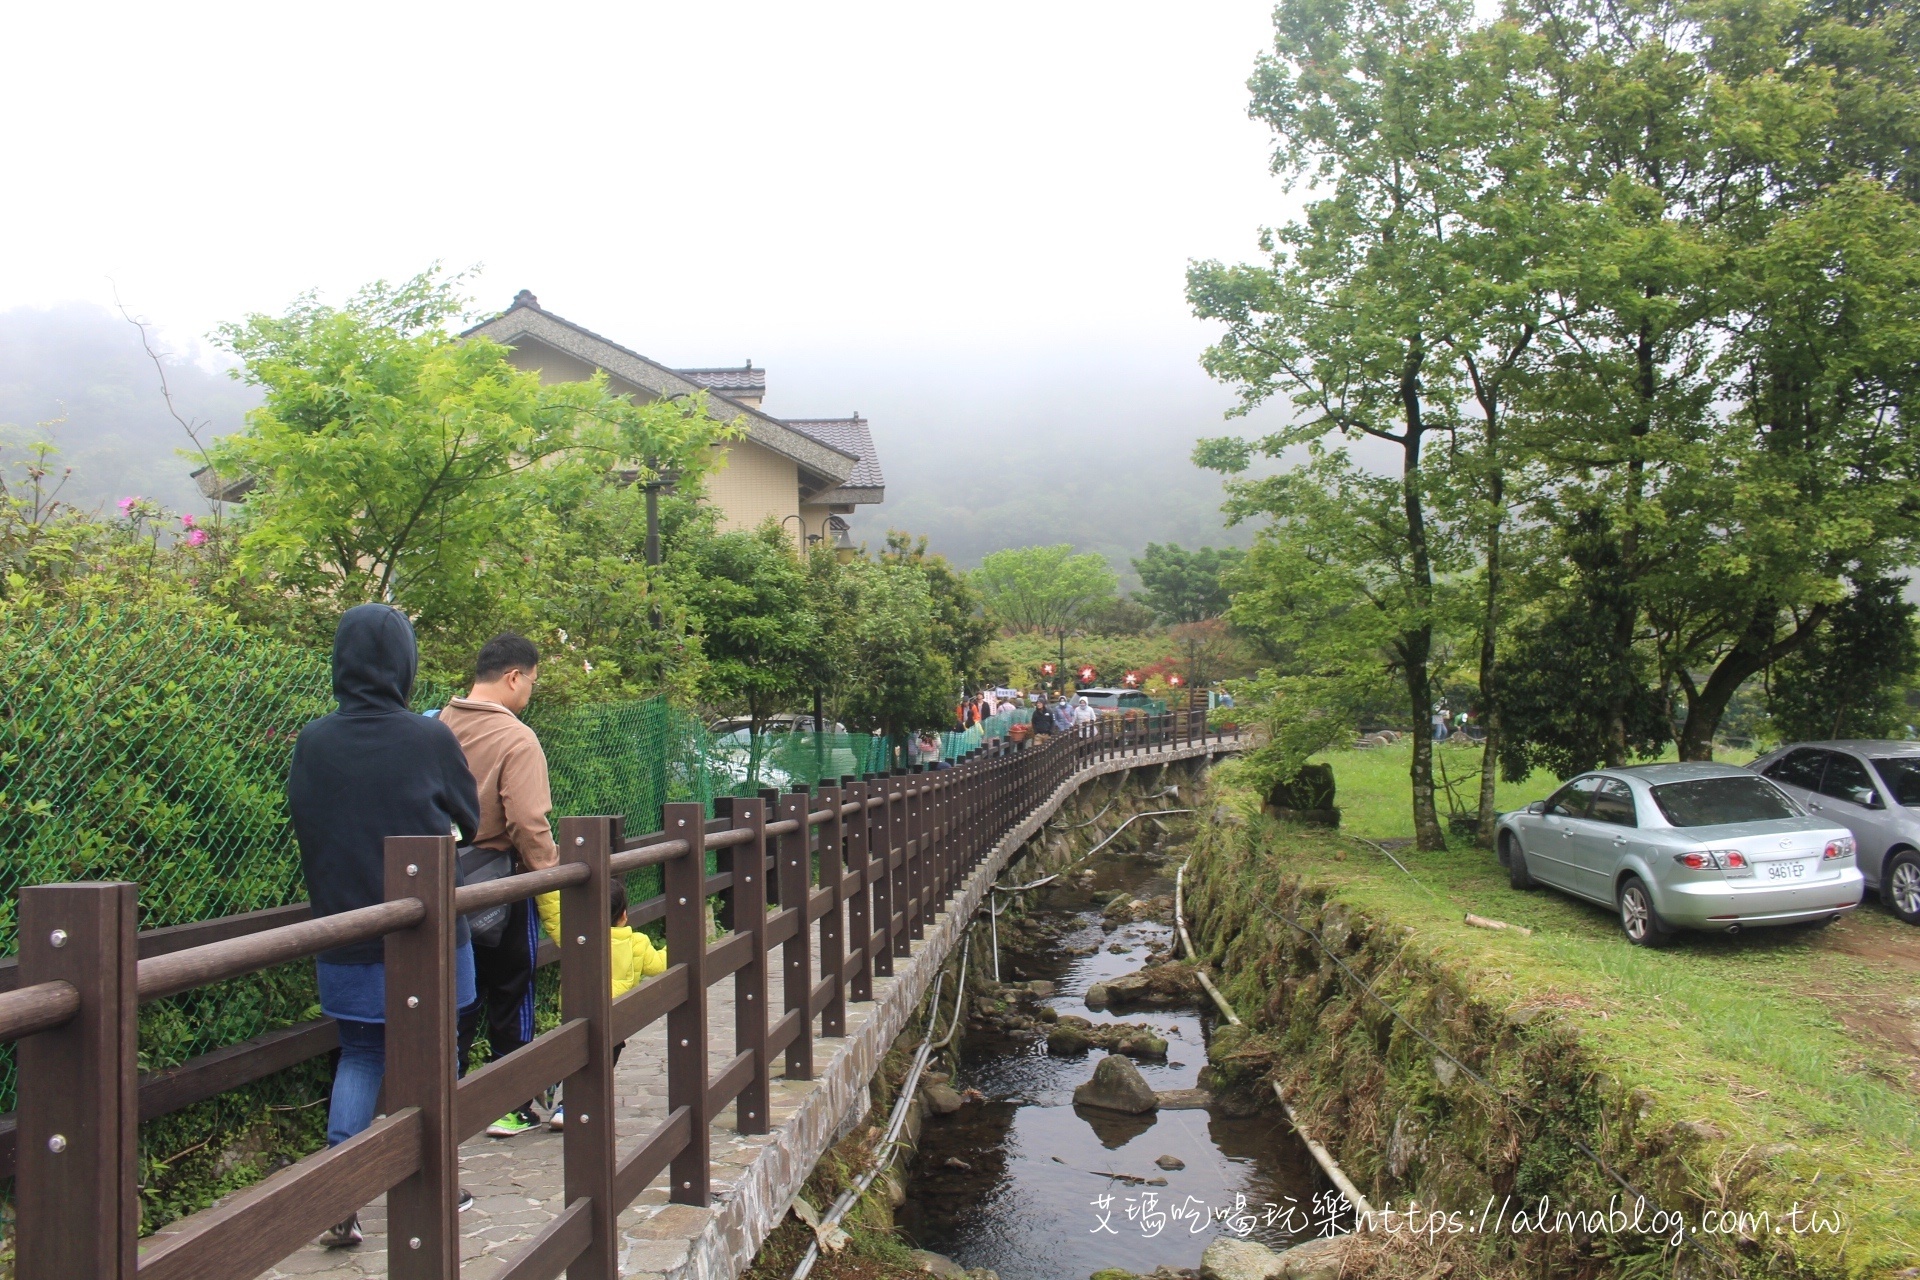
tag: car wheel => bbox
[1617,876,1672,947]
[1503,834,1533,890]
[1885,849,1920,925]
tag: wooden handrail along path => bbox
[0,709,1243,1280]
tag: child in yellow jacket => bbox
[534,881,669,995]
[539,879,667,1130]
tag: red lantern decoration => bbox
[1123,672,1140,687]
[1168,673,1184,687]
[1041,661,1056,676]
[1078,665,1096,683]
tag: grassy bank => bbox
[1184,762,1920,1277]
[1314,739,1758,842]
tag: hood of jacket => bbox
[331,603,418,716]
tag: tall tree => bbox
[1439,17,1565,841]
[881,532,996,691]
[1131,542,1245,624]
[1769,576,1920,742]
[1511,0,1920,758]
[211,268,732,647]
[971,544,1118,661]
[669,521,820,735]
[1189,0,1479,849]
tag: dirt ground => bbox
[1798,902,1920,1093]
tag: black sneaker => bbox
[318,1213,363,1247]
[458,1187,475,1212]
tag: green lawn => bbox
[1256,741,1920,1273]
[1316,739,1758,841]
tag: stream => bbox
[899,842,1325,1280]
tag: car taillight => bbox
[1823,837,1855,860]
[1674,850,1747,870]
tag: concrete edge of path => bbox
[665,739,1243,1280]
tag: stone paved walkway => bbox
[152,933,925,1280]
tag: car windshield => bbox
[1872,756,1920,806]
[1650,776,1799,827]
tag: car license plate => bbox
[1763,859,1810,881]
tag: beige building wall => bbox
[707,440,800,534]
[503,340,806,537]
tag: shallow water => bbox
[899,848,1326,1280]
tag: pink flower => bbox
[179,514,197,529]
[185,529,208,547]
[117,496,138,513]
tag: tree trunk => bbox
[1474,557,1501,846]
[1405,626,1446,850]
[1399,338,1445,851]
[1472,370,1506,849]
[1676,603,1827,760]
[1605,317,1656,763]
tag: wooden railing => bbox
[0,710,1240,1280]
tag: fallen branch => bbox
[1463,913,1532,938]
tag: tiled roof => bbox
[463,295,858,484]
[785,417,884,493]
[676,364,765,395]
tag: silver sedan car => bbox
[1496,763,1865,945]
[1747,741,1920,926]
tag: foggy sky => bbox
[2,2,1307,570]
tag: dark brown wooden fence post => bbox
[662,802,710,1206]
[865,773,896,977]
[887,771,910,959]
[843,778,874,1001]
[934,773,951,903]
[717,797,770,1133]
[776,789,814,1079]
[909,771,930,941]
[557,815,618,1279]
[14,881,137,1280]
[384,834,458,1280]
[816,782,847,1038]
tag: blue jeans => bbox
[322,943,479,1148]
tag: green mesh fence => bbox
[0,602,1032,1116]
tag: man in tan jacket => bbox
[440,633,557,1137]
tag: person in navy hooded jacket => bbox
[287,603,481,1245]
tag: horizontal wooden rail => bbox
[706,1050,755,1116]
[0,1018,339,1179]
[492,1197,592,1280]
[452,861,589,915]
[768,1009,802,1058]
[704,826,756,850]
[137,899,425,1003]
[705,932,754,984]
[0,716,1242,1280]
[607,837,690,874]
[135,1108,422,1280]
[455,1019,590,1144]
[611,965,688,1044]
[613,1105,691,1212]
[0,980,80,1043]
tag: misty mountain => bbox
[0,305,1273,586]
[766,337,1276,583]
[0,303,256,518]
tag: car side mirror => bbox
[1526,801,1546,815]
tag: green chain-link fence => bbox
[0,602,1034,1117]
